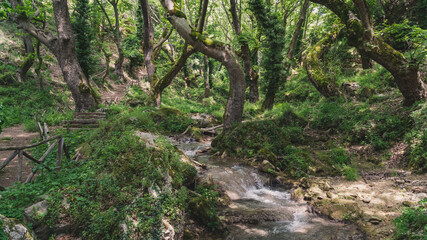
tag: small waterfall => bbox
[176,140,365,240]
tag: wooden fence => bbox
[0,135,69,183]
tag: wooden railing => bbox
[0,135,69,183]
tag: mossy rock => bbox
[313,199,363,221]
[181,163,197,188]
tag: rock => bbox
[291,188,304,201]
[341,82,360,97]
[0,214,36,240]
[362,198,371,204]
[326,191,333,199]
[190,113,218,128]
[313,199,363,221]
[161,219,175,240]
[368,216,382,225]
[260,160,275,173]
[24,200,73,239]
[135,131,158,148]
[24,200,49,223]
[402,201,412,207]
[306,184,325,200]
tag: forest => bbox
[0,0,426,239]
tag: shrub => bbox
[394,199,427,240]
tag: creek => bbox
[176,141,365,240]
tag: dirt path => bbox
[0,126,39,188]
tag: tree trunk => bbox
[112,2,124,80]
[304,26,342,98]
[17,35,35,82]
[160,0,246,130]
[309,0,427,104]
[203,55,210,98]
[358,49,372,69]
[51,0,98,112]
[151,45,196,107]
[287,0,309,60]
[140,0,156,83]
[10,0,97,112]
[230,0,259,103]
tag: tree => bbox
[72,0,95,78]
[249,0,286,110]
[304,25,342,98]
[229,0,259,103]
[309,0,427,105]
[95,0,125,80]
[159,0,246,130]
[9,0,98,112]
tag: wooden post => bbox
[56,137,64,171]
[18,150,23,182]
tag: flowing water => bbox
[176,140,365,240]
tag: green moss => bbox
[190,30,224,47]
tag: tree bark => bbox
[140,0,156,83]
[230,0,259,103]
[203,55,211,98]
[151,45,196,107]
[17,35,35,82]
[111,1,124,80]
[287,0,309,60]
[160,0,246,130]
[358,49,372,69]
[51,0,98,111]
[10,0,97,112]
[309,0,427,104]
[304,26,342,98]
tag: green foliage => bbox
[380,20,426,66]
[248,0,286,103]
[188,186,221,231]
[342,165,359,181]
[122,34,144,70]
[393,199,427,240]
[0,81,72,129]
[72,0,96,78]
[406,102,427,173]
[277,146,312,178]
[0,219,6,240]
[0,61,17,85]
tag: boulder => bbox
[260,160,275,173]
[135,131,158,148]
[0,214,36,240]
[341,82,360,97]
[291,188,304,201]
[313,199,363,221]
[190,113,218,128]
[24,200,73,239]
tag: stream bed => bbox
[176,141,365,240]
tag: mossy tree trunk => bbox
[10,0,98,112]
[17,35,35,82]
[304,26,342,98]
[159,0,246,131]
[230,0,259,103]
[141,0,195,108]
[310,0,427,105]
